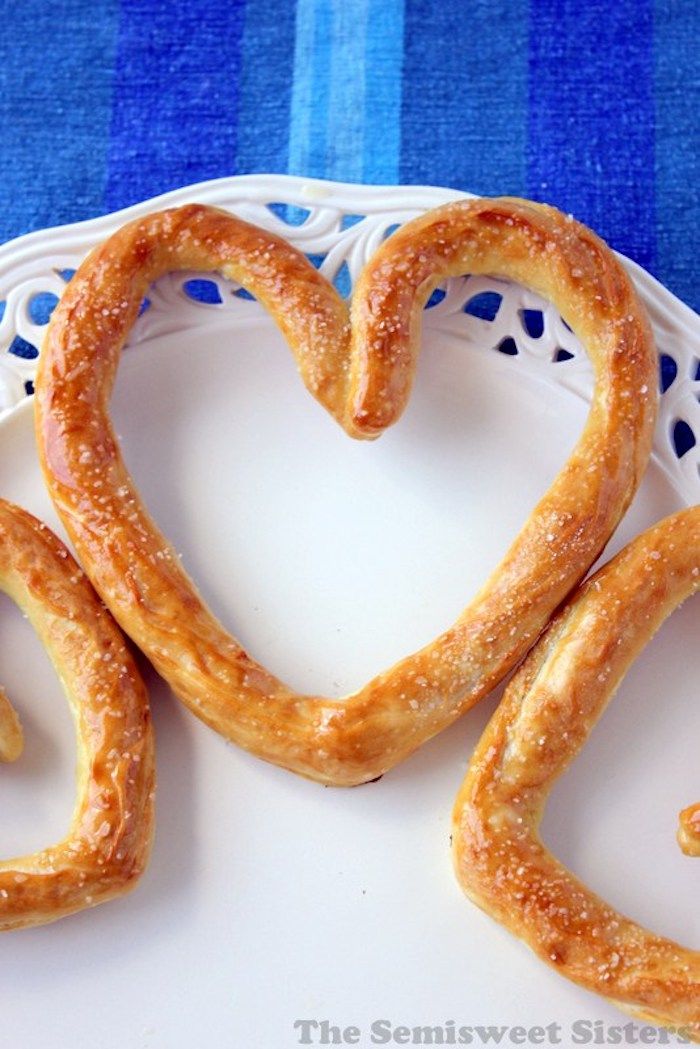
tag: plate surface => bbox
[0,177,698,1048]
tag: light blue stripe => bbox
[287,0,317,175]
[362,0,404,184]
[653,0,700,313]
[289,0,372,183]
[325,0,368,182]
[308,2,333,175]
[288,0,332,178]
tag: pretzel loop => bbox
[0,501,154,930]
[36,198,656,786]
[453,507,700,1037]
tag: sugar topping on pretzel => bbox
[35,197,656,785]
[0,500,154,930]
[453,507,700,1038]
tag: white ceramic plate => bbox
[0,177,698,1049]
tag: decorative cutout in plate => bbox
[1,174,698,502]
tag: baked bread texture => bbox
[35,197,656,785]
[453,507,700,1038]
[0,501,154,930]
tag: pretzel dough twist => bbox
[453,507,700,1037]
[36,197,656,786]
[0,501,154,930]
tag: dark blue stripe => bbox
[527,0,656,271]
[236,0,296,174]
[399,0,528,194]
[105,0,246,211]
[0,0,119,242]
[654,0,700,313]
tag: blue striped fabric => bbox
[400,0,529,195]
[105,0,246,210]
[236,2,296,174]
[288,0,334,180]
[0,0,698,312]
[528,0,657,274]
[362,0,404,183]
[653,0,700,310]
[0,0,120,233]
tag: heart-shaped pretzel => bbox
[0,500,154,930]
[452,507,700,1037]
[35,197,656,786]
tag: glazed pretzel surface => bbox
[453,507,700,1037]
[36,197,656,786]
[0,500,154,930]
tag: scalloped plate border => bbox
[0,174,698,505]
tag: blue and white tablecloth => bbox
[1,0,698,312]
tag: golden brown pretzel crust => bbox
[0,501,154,931]
[453,507,700,1038]
[35,198,656,786]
